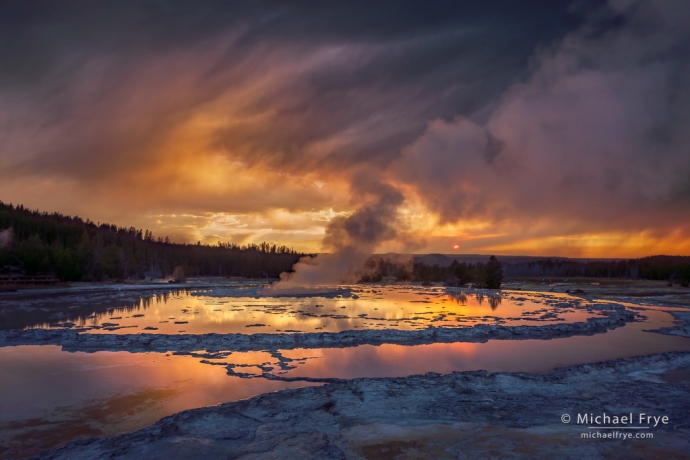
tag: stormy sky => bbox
[1,0,689,256]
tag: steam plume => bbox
[273,0,690,283]
[270,173,406,289]
[0,228,13,250]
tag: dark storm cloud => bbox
[0,0,584,181]
[396,0,690,234]
[7,0,687,258]
[323,171,405,252]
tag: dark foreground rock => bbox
[36,352,690,459]
[0,306,637,354]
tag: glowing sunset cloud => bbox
[1,1,689,256]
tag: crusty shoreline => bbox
[0,304,637,354]
[35,351,690,459]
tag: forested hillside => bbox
[0,202,303,281]
[358,255,504,289]
[501,256,690,285]
[363,254,690,288]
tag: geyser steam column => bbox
[271,172,407,289]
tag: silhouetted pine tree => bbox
[484,255,503,289]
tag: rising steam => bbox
[269,173,407,290]
[0,228,13,250]
[270,1,690,287]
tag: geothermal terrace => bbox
[0,280,689,458]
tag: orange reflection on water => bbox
[372,341,479,362]
[279,310,690,379]
[25,287,603,335]
[280,342,480,379]
[0,346,312,459]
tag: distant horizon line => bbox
[2,201,688,260]
[317,253,689,261]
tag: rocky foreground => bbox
[36,352,690,459]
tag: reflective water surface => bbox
[271,310,690,378]
[18,287,607,334]
[1,285,689,458]
[0,346,311,459]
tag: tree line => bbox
[357,253,690,288]
[501,256,690,286]
[358,255,504,289]
[3,200,687,286]
[0,201,303,281]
